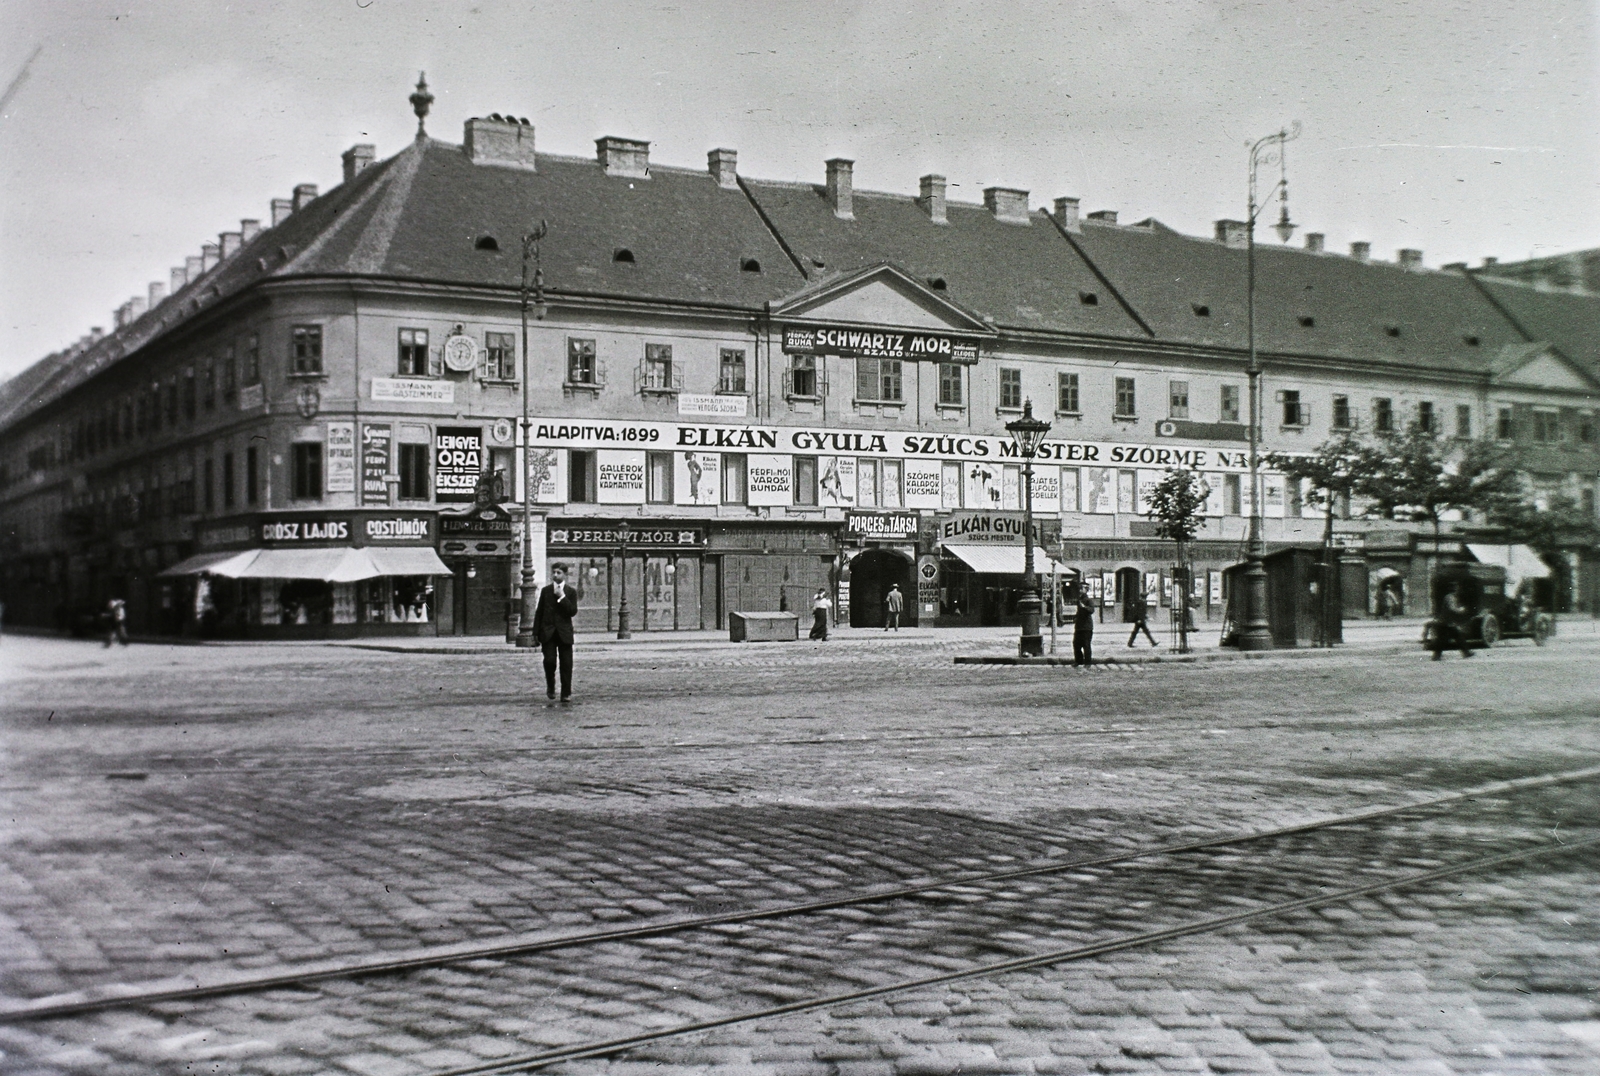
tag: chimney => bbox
[342,143,376,184]
[89,327,104,342]
[463,116,538,171]
[129,296,147,320]
[201,242,221,273]
[1304,232,1325,253]
[708,148,738,189]
[185,255,203,281]
[984,187,1031,225]
[918,174,948,224]
[220,231,243,258]
[271,198,293,227]
[1398,248,1423,270]
[1482,256,1498,268]
[114,302,130,329]
[1350,241,1371,262]
[1214,219,1248,248]
[1441,262,1468,273]
[171,267,187,293]
[825,158,854,220]
[292,184,318,211]
[596,135,650,178]
[1052,196,1081,232]
[1088,210,1119,225]
[240,219,261,243]
[149,282,167,307]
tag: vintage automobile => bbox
[1421,560,1555,651]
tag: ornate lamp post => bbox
[1005,399,1052,658]
[615,520,633,639]
[1240,124,1300,651]
[513,221,549,649]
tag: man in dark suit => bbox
[532,565,578,701]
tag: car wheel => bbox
[1480,613,1499,648]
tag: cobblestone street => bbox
[1,628,1597,1074]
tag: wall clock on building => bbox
[491,417,515,444]
[442,331,479,373]
[295,384,321,419]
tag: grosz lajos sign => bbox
[783,326,980,364]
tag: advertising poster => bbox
[325,422,356,493]
[1059,467,1079,513]
[434,426,483,503]
[527,446,565,504]
[1029,465,1060,514]
[746,454,793,506]
[1209,569,1224,607]
[1000,465,1021,511]
[360,423,391,505]
[1084,468,1114,513]
[1262,475,1286,517]
[880,459,903,508]
[902,459,941,510]
[1202,472,1226,516]
[1136,469,1165,515]
[940,461,963,509]
[1101,570,1117,607]
[595,449,646,504]
[818,456,856,507]
[674,451,721,506]
[965,460,1003,510]
[1116,470,1136,514]
[1144,571,1162,604]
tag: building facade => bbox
[3,96,1598,638]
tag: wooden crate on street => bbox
[729,611,799,642]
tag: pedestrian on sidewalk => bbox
[103,597,128,648]
[883,584,903,631]
[1127,588,1158,648]
[1073,594,1095,666]
[533,566,578,701]
[809,588,832,640]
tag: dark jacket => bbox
[532,582,578,645]
[1073,599,1095,633]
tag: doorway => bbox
[1115,566,1143,622]
[847,548,916,628]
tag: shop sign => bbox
[596,450,646,503]
[846,511,919,539]
[361,423,392,506]
[937,511,1046,544]
[325,422,356,493]
[782,326,980,365]
[262,517,351,543]
[747,454,793,506]
[435,427,482,503]
[440,505,514,537]
[678,393,748,417]
[372,378,455,403]
[238,383,264,411]
[197,522,254,550]
[363,516,432,543]
[548,525,706,549]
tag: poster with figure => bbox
[528,447,565,503]
[1001,465,1020,510]
[1116,470,1136,514]
[1202,472,1226,516]
[941,461,963,508]
[818,456,855,507]
[903,458,942,509]
[1059,467,1079,513]
[1084,468,1114,513]
[965,460,1003,510]
[1262,475,1286,517]
[674,452,720,506]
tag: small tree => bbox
[1144,469,1209,652]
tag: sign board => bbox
[434,427,482,503]
[846,511,920,539]
[325,422,356,493]
[361,423,391,506]
[372,378,455,403]
[548,524,705,549]
[439,505,514,538]
[782,326,981,365]
[238,383,264,411]
[596,449,646,504]
[678,394,748,418]
[937,512,1050,545]
[198,511,434,548]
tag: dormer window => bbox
[1191,304,1210,317]
[1464,335,1481,347]
[1079,291,1099,306]
[740,258,761,273]
[1385,325,1401,337]
[475,235,500,251]
[1298,315,1315,328]
[929,277,948,290]
[612,248,636,265]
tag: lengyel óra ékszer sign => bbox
[783,327,980,364]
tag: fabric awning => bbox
[364,547,451,576]
[1466,543,1550,587]
[942,544,1066,575]
[157,550,260,578]
[217,548,379,582]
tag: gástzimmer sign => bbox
[783,327,980,364]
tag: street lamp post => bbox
[1239,124,1300,651]
[514,221,549,649]
[1006,399,1052,658]
[615,520,632,639]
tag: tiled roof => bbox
[1471,276,1600,375]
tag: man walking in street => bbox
[1127,587,1158,648]
[1073,593,1095,667]
[104,597,128,648]
[1431,582,1473,661]
[884,584,903,631]
[532,565,578,701]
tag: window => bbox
[1580,414,1596,444]
[999,368,1022,410]
[939,363,963,406]
[1532,410,1560,444]
[722,453,747,504]
[641,343,676,392]
[291,325,323,375]
[1169,380,1189,419]
[183,369,197,419]
[204,458,214,513]
[483,332,516,381]
[1115,377,1136,418]
[1497,407,1514,440]
[567,338,597,385]
[718,348,747,393]
[1281,390,1305,426]
[789,355,817,397]
[1220,384,1240,423]
[1373,398,1394,433]
[568,450,597,503]
[1417,401,1436,433]
[203,364,216,410]
[398,328,429,375]
[857,357,903,402]
[1455,404,1472,439]
[246,445,259,504]
[398,443,430,500]
[163,379,178,426]
[223,452,235,508]
[793,455,817,505]
[646,451,674,504]
[1585,487,1597,517]
[242,334,260,386]
[1057,372,1079,414]
[292,442,323,500]
[1331,395,1351,430]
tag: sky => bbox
[1,0,1596,383]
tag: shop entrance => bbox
[452,559,512,635]
[848,548,916,628]
[1115,566,1144,622]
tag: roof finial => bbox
[409,72,433,139]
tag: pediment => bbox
[773,263,993,335]
[1492,346,1598,391]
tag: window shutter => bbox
[428,346,442,378]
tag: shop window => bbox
[881,459,902,508]
[1417,401,1436,433]
[1169,380,1189,419]
[1281,390,1306,427]
[390,577,434,623]
[569,449,597,502]
[246,445,259,504]
[1114,377,1136,418]
[1373,397,1394,433]
[1455,404,1472,439]
[857,458,879,506]
[398,328,429,375]
[203,363,216,410]
[640,343,679,393]
[291,325,323,376]
[1331,395,1351,430]
[719,348,747,394]
[1057,372,1079,415]
[793,455,817,505]
[292,442,323,500]
[999,368,1022,410]
[242,333,261,386]
[646,450,674,504]
[276,580,332,625]
[1532,410,1560,443]
[938,363,963,406]
[722,453,747,504]
[857,357,902,403]
[1497,406,1514,440]
[788,355,817,398]
[398,443,430,500]
[223,452,235,508]
[482,332,516,381]
[1220,384,1240,423]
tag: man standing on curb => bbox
[532,565,578,702]
[884,584,903,631]
[1073,593,1095,667]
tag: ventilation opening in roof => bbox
[929,277,947,290]
[1078,291,1098,306]
[1385,325,1401,337]
[475,235,500,251]
[1464,335,1481,346]
[1191,304,1210,317]
[613,248,636,264]
[1298,315,1315,328]
[740,258,761,273]
[810,257,826,270]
